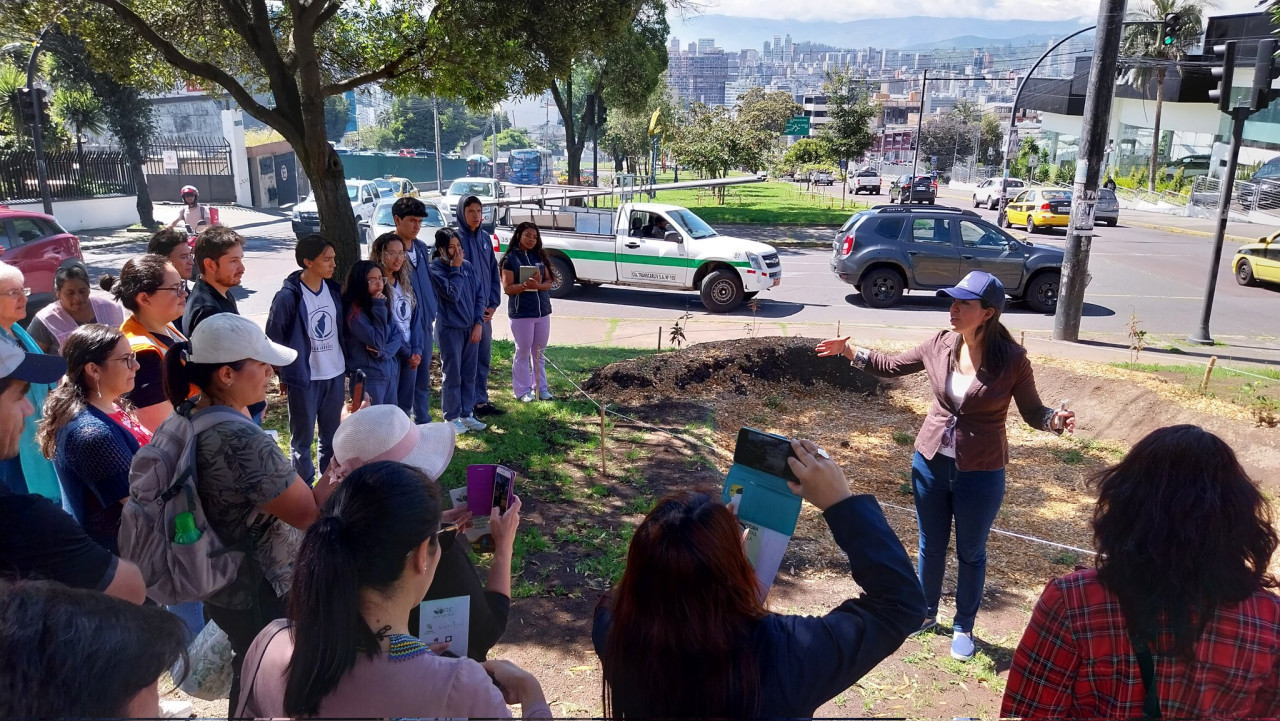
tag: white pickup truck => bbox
[496,202,782,312]
[851,169,882,194]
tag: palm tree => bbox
[54,87,105,155]
[1121,0,1215,191]
[0,63,26,135]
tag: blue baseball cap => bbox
[937,271,1006,310]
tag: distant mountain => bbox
[901,34,1076,50]
[670,14,1089,53]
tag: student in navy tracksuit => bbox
[390,197,438,422]
[265,234,346,483]
[341,260,402,405]
[370,231,425,419]
[429,228,487,435]
[454,195,503,418]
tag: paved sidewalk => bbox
[78,203,291,250]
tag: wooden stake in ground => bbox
[1200,356,1218,393]
[600,403,607,476]
[657,327,662,350]
[1021,331,1026,346]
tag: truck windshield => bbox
[449,181,495,197]
[668,209,718,240]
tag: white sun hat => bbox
[332,404,456,481]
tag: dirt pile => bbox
[583,336,882,397]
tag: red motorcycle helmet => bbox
[180,185,199,201]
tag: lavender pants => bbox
[510,316,551,397]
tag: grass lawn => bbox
[650,180,865,226]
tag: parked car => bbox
[442,176,502,227]
[1237,156,1280,210]
[889,175,936,204]
[811,170,835,186]
[1094,188,1120,227]
[291,179,383,242]
[0,205,84,319]
[1161,154,1211,179]
[829,205,1064,313]
[851,169,882,195]
[1002,188,1072,234]
[971,177,1027,209]
[1233,229,1280,287]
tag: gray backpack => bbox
[118,406,257,605]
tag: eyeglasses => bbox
[436,521,459,537]
[107,352,139,367]
[366,276,385,285]
[382,250,406,259]
[174,252,195,263]
[154,281,190,296]
[0,288,29,299]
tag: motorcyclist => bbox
[166,185,215,234]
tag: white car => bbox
[367,198,450,249]
[292,179,383,242]
[442,176,502,226]
[972,177,1027,210]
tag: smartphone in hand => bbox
[492,466,514,514]
[734,427,800,485]
[348,369,367,412]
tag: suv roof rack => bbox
[870,205,979,217]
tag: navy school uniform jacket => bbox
[402,237,439,352]
[453,196,502,312]
[343,297,403,383]
[429,257,487,331]
[265,270,346,388]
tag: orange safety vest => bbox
[120,315,199,402]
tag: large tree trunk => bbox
[1147,68,1166,192]
[126,146,157,228]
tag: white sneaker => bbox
[538,389,555,401]
[518,391,536,403]
[449,418,470,435]
[462,415,487,431]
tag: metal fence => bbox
[1189,175,1280,217]
[0,149,134,203]
[144,137,235,202]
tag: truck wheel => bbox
[1024,271,1060,313]
[700,268,744,313]
[860,267,904,308]
[547,256,575,298]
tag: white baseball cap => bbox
[333,405,456,481]
[0,341,65,384]
[188,313,297,366]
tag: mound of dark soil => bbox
[582,337,881,397]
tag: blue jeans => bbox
[911,450,1006,632]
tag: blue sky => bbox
[675,0,1265,23]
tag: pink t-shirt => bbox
[237,619,552,719]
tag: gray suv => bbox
[830,205,1065,313]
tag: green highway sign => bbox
[784,116,811,136]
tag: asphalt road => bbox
[81,192,1280,353]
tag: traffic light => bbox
[1208,41,1237,113]
[596,96,606,128]
[36,88,50,127]
[16,88,37,128]
[1250,38,1279,111]
[1160,13,1180,47]
[584,93,596,128]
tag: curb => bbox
[1121,220,1258,244]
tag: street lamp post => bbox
[21,28,58,216]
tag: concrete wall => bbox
[6,195,139,232]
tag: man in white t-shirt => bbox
[265,234,347,483]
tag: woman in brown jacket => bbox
[817,270,1076,662]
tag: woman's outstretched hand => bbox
[815,336,853,360]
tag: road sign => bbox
[1028,153,1040,168]
[784,116,810,136]
[162,150,179,172]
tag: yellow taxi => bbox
[1234,230,1280,287]
[1002,188,1073,234]
[374,176,419,198]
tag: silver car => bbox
[367,199,449,251]
[1094,188,1119,227]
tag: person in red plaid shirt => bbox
[1002,425,1280,718]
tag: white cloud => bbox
[687,0,1268,23]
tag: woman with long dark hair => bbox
[595,439,924,718]
[816,270,1076,661]
[26,262,124,355]
[499,222,555,403]
[163,312,334,707]
[36,324,149,554]
[235,461,550,718]
[1002,425,1280,717]
[341,259,402,405]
